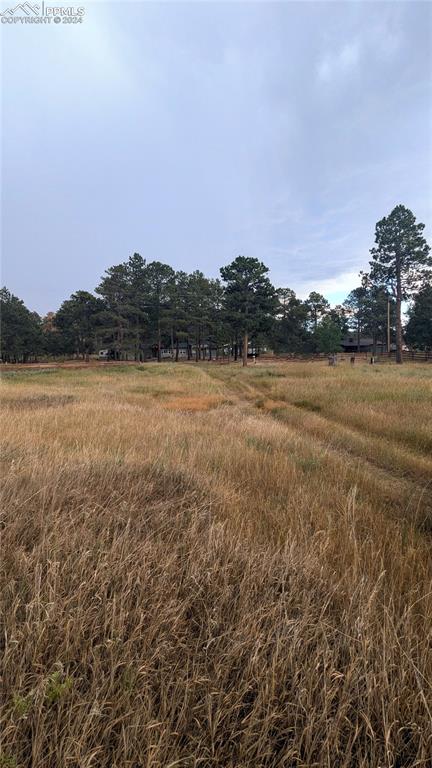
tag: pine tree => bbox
[220,257,277,367]
[405,286,432,351]
[305,292,330,332]
[55,291,104,359]
[369,205,431,363]
[0,287,43,363]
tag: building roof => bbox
[341,337,383,348]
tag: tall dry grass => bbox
[1,362,431,767]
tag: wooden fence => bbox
[1,351,430,372]
[257,350,432,364]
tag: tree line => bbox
[1,205,431,365]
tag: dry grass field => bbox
[1,361,431,768]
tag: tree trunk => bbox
[243,332,248,367]
[135,317,139,361]
[387,299,391,358]
[396,258,403,364]
[357,320,361,353]
[372,332,377,357]
[175,338,179,362]
[157,318,161,362]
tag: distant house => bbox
[158,348,189,359]
[152,343,191,360]
[341,336,378,353]
[155,342,267,360]
[98,348,117,360]
[341,337,396,353]
[156,343,217,360]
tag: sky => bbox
[1,0,431,315]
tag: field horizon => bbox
[1,360,431,767]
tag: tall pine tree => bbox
[220,257,277,367]
[369,205,431,363]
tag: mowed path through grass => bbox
[1,362,431,768]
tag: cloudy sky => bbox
[2,0,431,314]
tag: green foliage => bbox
[344,286,368,333]
[184,271,214,360]
[95,254,148,359]
[305,292,330,331]
[405,285,432,351]
[344,281,395,351]
[220,256,278,339]
[369,205,431,299]
[0,755,17,768]
[145,261,175,360]
[11,669,73,717]
[45,670,73,705]
[95,255,178,360]
[368,205,431,362]
[364,283,395,345]
[328,305,349,336]
[313,316,342,354]
[12,692,33,719]
[0,287,44,362]
[272,288,311,352]
[54,291,105,357]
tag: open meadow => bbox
[1,360,431,768]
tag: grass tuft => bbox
[293,399,322,412]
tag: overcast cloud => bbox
[2,0,431,314]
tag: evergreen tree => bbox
[305,292,330,332]
[145,262,175,361]
[272,288,310,352]
[344,286,369,351]
[369,205,431,363]
[362,281,396,354]
[186,271,214,361]
[208,278,229,358]
[166,271,190,361]
[314,316,342,354]
[405,285,432,351]
[0,287,43,362]
[328,305,349,336]
[55,291,105,359]
[96,263,132,357]
[41,312,64,357]
[220,257,277,367]
[125,253,149,361]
